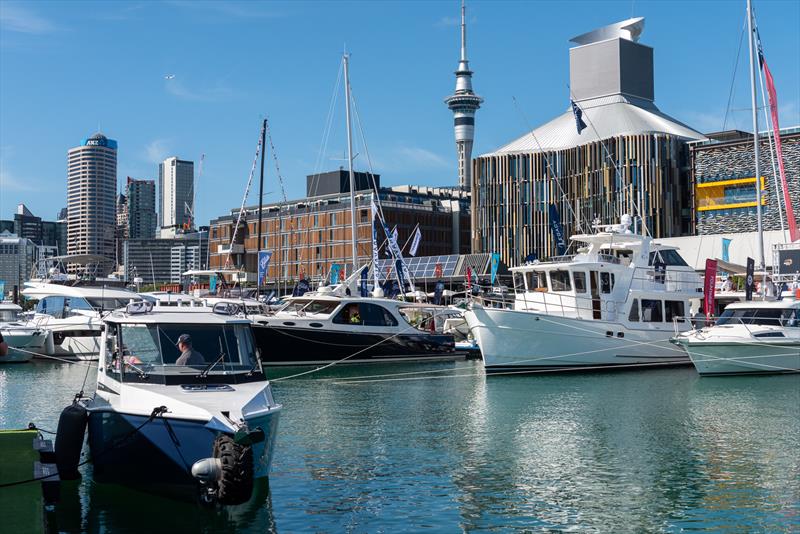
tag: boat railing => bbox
[508,290,629,320]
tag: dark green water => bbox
[1,360,798,532]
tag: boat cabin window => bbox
[600,273,615,294]
[524,271,547,291]
[648,250,689,267]
[333,303,398,327]
[550,271,572,292]
[86,297,137,311]
[641,299,663,322]
[398,307,438,332]
[0,309,21,321]
[573,272,587,293]
[64,297,94,313]
[107,322,259,384]
[36,296,65,318]
[716,307,798,327]
[513,272,525,293]
[665,301,685,323]
[281,299,339,315]
[628,299,640,322]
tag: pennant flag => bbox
[409,227,422,257]
[571,99,587,135]
[758,30,799,242]
[257,250,273,286]
[548,204,567,255]
[490,253,500,285]
[721,238,732,263]
[703,259,718,317]
[745,257,755,301]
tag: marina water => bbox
[1,360,798,532]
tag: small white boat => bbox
[671,300,800,376]
[0,302,48,363]
[83,302,282,504]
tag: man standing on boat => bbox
[175,334,204,365]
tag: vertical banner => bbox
[465,266,473,291]
[330,264,341,285]
[721,238,732,263]
[548,204,567,255]
[434,263,443,279]
[490,253,500,285]
[209,275,217,295]
[433,280,445,305]
[703,259,718,317]
[409,227,422,256]
[371,201,380,289]
[395,259,407,293]
[360,268,369,297]
[745,257,755,301]
[257,250,273,286]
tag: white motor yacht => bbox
[0,302,48,363]
[83,302,282,504]
[22,282,142,361]
[671,300,800,375]
[464,217,703,372]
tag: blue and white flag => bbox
[548,204,567,255]
[257,250,273,286]
[571,99,587,135]
[330,264,341,285]
[490,253,501,285]
[409,227,422,257]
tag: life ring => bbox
[212,434,254,505]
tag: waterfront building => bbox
[208,170,470,287]
[0,204,67,254]
[123,231,208,285]
[0,232,36,297]
[66,132,118,274]
[472,18,704,265]
[126,177,157,239]
[444,1,482,191]
[691,127,800,236]
[158,157,194,237]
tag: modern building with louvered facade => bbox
[66,133,118,274]
[471,18,705,266]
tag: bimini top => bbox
[483,94,705,156]
[22,282,141,300]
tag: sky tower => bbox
[445,0,482,191]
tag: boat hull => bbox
[87,409,280,485]
[679,340,800,376]
[465,305,690,372]
[253,324,464,365]
[0,329,48,362]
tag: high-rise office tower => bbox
[127,177,157,239]
[66,132,117,273]
[158,156,194,237]
[444,1,482,191]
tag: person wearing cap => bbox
[175,334,205,365]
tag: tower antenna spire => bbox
[460,0,466,62]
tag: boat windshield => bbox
[280,299,339,315]
[0,309,21,322]
[716,307,799,327]
[107,322,261,384]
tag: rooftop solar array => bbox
[374,254,459,280]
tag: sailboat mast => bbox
[746,0,766,294]
[256,118,267,298]
[343,53,358,274]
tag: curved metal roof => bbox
[483,95,705,157]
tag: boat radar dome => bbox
[569,17,644,46]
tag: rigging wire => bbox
[722,13,748,132]
[227,122,265,268]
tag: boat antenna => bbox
[343,52,359,276]
[746,0,766,295]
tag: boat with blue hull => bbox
[83,303,282,505]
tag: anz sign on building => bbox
[82,136,118,150]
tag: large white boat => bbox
[671,300,799,375]
[464,217,703,372]
[0,302,48,363]
[22,283,142,361]
[82,303,282,504]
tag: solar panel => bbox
[372,254,459,280]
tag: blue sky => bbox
[1,0,798,226]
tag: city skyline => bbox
[1,1,799,227]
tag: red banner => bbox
[703,259,718,318]
[762,56,799,241]
[465,266,473,290]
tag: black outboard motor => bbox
[54,402,88,480]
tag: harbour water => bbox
[1,360,798,532]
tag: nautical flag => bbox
[703,259,718,317]
[409,227,422,256]
[257,250,273,286]
[745,257,755,301]
[571,99,587,135]
[757,30,799,242]
[490,253,500,285]
[721,238,732,263]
